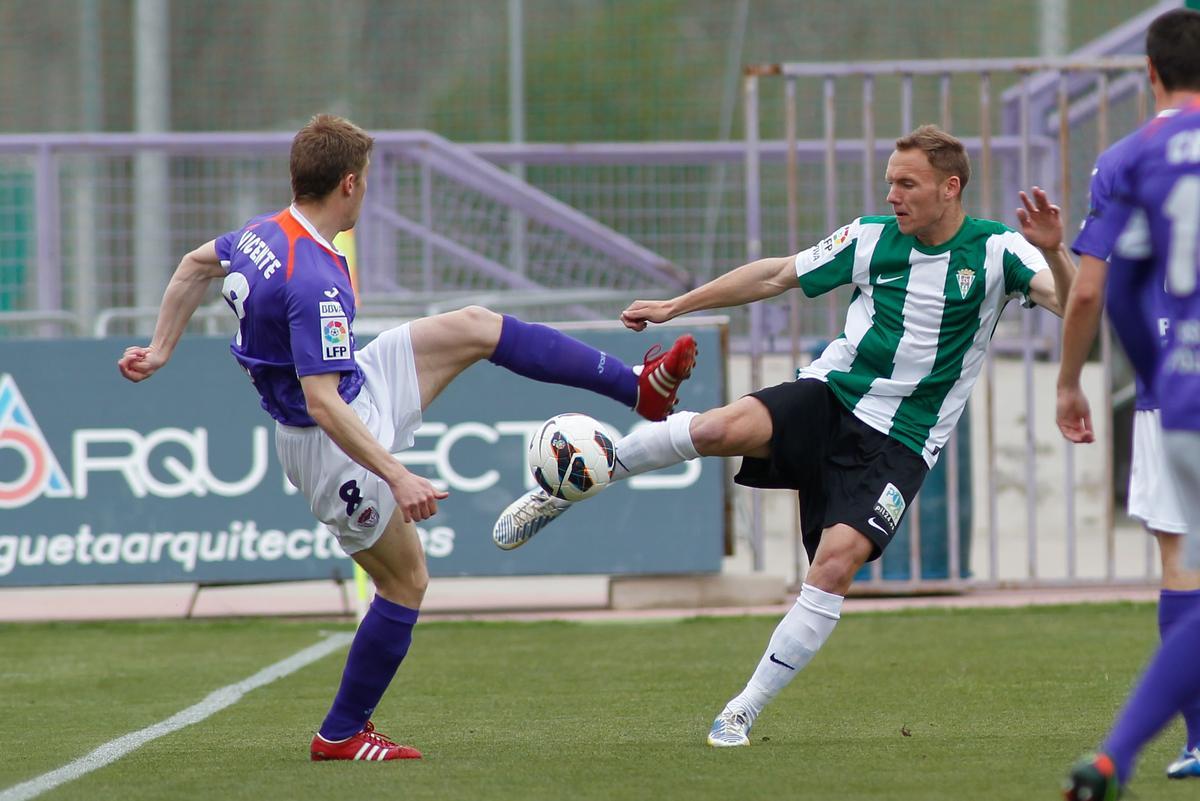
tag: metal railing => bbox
[742,53,1153,591]
[0,130,690,337]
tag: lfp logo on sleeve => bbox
[319,300,350,361]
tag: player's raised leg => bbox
[493,395,772,550]
[707,525,867,746]
[407,305,696,421]
[310,514,427,761]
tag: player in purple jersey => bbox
[1055,8,1200,789]
[1063,16,1200,797]
[117,114,699,762]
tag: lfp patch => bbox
[322,317,350,360]
[873,482,906,531]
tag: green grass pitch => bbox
[1,603,1194,800]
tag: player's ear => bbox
[943,175,960,201]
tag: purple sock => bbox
[488,315,637,408]
[1103,604,1200,782]
[318,595,419,741]
[1159,589,1200,749]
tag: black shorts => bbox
[734,379,929,562]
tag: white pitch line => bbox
[0,631,353,801]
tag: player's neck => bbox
[1160,89,1200,113]
[913,206,965,248]
[292,200,347,245]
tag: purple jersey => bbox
[1109,103,1200,432]
[1074,116,1175,410]
[214,206,364,426]
[1073,129,1142,262]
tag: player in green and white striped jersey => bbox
[793,209,1047,466]
[490,125,1077,746]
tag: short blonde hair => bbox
[895,125,970,192]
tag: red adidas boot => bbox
[310,721,422,761]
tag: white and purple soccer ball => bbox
[529,413,616,502]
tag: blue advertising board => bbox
[0,323,725,586]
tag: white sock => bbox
[726,583,844,720]
[610,411,700,482]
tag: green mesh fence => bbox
[0,165,30,310]
[0,0,1164,138]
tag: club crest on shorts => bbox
[956,268,976,299]
[355,506,379,529]
[873,483,906,531]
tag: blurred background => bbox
[0,1,1190,613]
[0,0,1162,137]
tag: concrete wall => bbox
[718,354,1154,586]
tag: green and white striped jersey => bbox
[794,215,1047,467]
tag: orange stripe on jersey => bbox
[272,208,351,282]
[272,209,302,281]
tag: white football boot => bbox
[706,705,755,747]
[1167,745,1200,779]
[492,490,573,550]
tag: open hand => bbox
[1056,384,1095,444]
[1016,186,1064,251]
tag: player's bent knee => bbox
[452,304,503,353]
[374,568,429,608]
[455,304,501,332]
[807,528,872,594]
[686,413,726,453]
[689,409,749,455]
[805,557,857,595]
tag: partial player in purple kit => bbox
[1054,9,1200,793]
[1063,92,1200,801]
[118,114,698,762]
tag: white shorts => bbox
[275,324,423,554]
[1128,408,1188,535]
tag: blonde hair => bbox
[895,125,970,192]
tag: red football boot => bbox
[310,721,422,761]
[634,334,698,421]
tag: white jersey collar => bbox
[288,204,346,257]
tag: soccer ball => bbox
[529,413,616,502]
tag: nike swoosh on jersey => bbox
[867,517,891,536]
[876,274,904,284]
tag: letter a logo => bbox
[0,374,73,508]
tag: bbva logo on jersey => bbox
[0,374,73,509]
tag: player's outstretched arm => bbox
[300,373,449,523]
[621,255,795,331]
[117,240,225,382]
[1017,187,1076,316]
[1054,254,1109,444]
